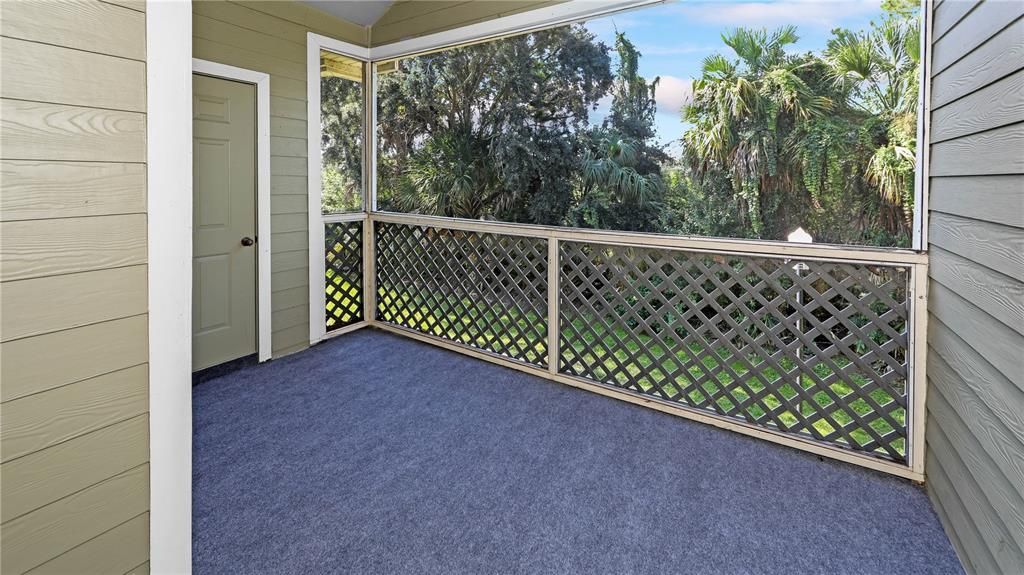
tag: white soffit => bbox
[302,0,395,27]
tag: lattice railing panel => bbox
[325,221,363,332]
[375,222,548,365]
[558,241,910,461]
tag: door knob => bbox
[241,236,255,247]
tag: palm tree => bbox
[579,136,662,205]
[684,26,831,235]
[826,14,920,225]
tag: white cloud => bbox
[654,75,693,116]
[673,0,881,30]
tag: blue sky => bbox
[584,0,886,154]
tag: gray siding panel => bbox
[931,0,1024,74]
[930,69,1024,142]
[926,1,1024,572]
[931,17,1024,108]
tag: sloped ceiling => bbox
[301,1,396,27]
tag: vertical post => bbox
[147,0,193,570]
[908,261,929,478]
[306,34,326,346]
[547,237,560,375]
[364,215,377,325]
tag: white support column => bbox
[147,0,193,572]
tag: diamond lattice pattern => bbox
[325,221,363,332]
[375,223,549,365]
[559,242,910,461]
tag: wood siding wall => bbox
[371,0,561,46]
[193,1,367,357]
[925,1,1024,573]
[0,1,150,573]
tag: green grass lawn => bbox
[330,281,906,459]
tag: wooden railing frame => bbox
[368,212,927,266]
[331,211,928,481]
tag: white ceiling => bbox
[301,1,397,27]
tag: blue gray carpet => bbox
[193,329,961,574]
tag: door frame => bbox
[191,58,272,363]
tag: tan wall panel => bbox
[0,100,145,163]
[240,1,367,45]
[26,512,149,575]
[193,0,374,357]
[0,0,145,60]
[0,2,151,570]
[0,37,146,112]
[0,315,148,402]
[1,364,148,463]
[1,415,149,523]
[0,214,147,281]
[0,161,146,222]
[272,304,307,333]
[101,0,145,13]
[1,265,148,342]
[371,0,561,45]
[271,249,307,274]
[193,14,306,64]
[0,464,149,574]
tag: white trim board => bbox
[308,33,371,346]
[912,0,933,251]
[147,1,193,572]
[368,0,666,60]
[192,58,273,363]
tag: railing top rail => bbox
[368,211,927,266]
[324,212,368,223]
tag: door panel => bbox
[192,74,256,371]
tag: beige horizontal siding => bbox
[926,2,1024,573]
[0,215,147,281]
[0,36,146,112]
[1,265,148,342]
[1,364,148,463]
[0,464,149,574]
[0,1,149,571]
[25,512,149,575]
[0,0,145,59]
[0,100,146,163]
[193,0,368,357]
[0,161,147,222]
[1,314,148,403]
[1,414,149,523]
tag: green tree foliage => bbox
[826,12,920,229]
[320,74,364,213]
[572,33,668,232]
[678,1,920,246]
[376,25,612,224]
[354,6,920,247]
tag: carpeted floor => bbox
[193,329,961,574]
